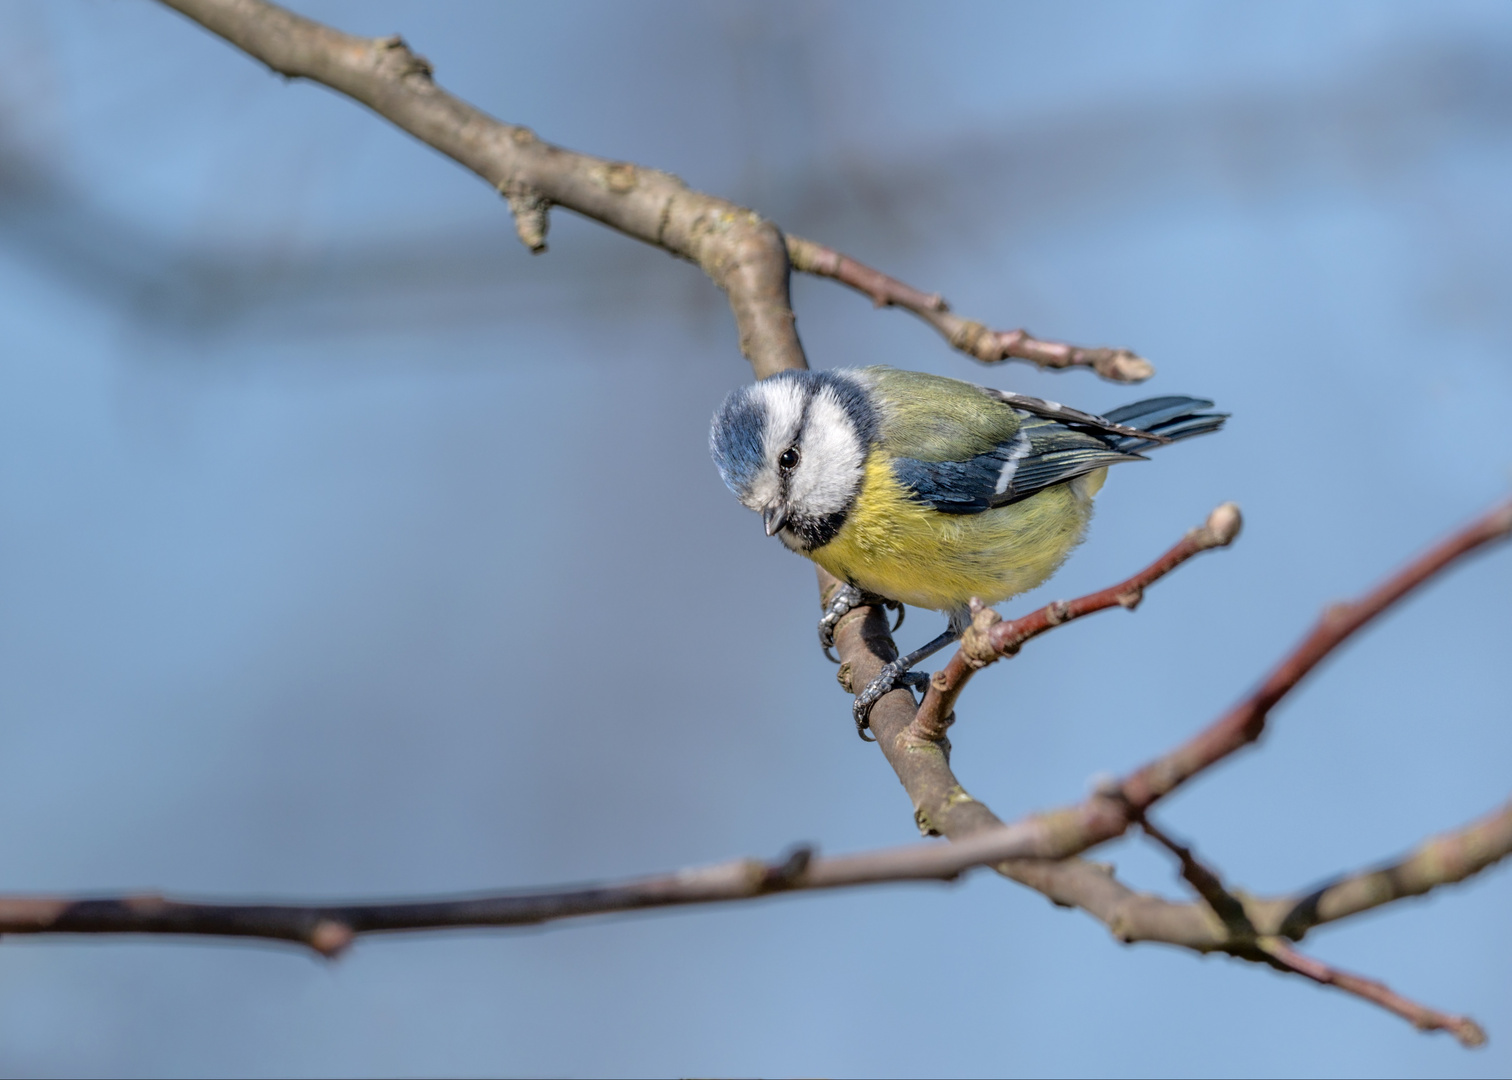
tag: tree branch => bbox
[1140,815,1486,1047]
[158,0,1142,385]
[824,498,1512,1041]
[1112,498,1512,815]
[785,234,1152,382]
[158,0,806,380]
[908,501,1242,742]
[1259,937,1487,1048]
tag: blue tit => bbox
[709,365,1227,737]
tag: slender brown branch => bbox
[786,234,1154,383]
[0,824,1166,955]
[824,499,1512,1043]
[823,566,1220,935]
[1011,499,1512,862]
[1113,498,1512,815]
[158,0,806,380]
[1258,937,1486,1048]
[1140,815,1489,1045]
[909,502,1241,741]
[1139,816,1255,938]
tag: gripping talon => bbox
[852,664,930,739]
[818,583,867,663]
[886,601,905,633]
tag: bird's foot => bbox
[852,663,931,741]
[819,585,903,663]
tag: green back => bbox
[863,367,1021,462]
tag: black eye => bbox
[778,447,800,471]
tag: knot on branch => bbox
[591,161,640,194]
[373,35,433,83]
[760,846,814,890]
[949,320,1001,362]
[961,599,1002,668]
[499,180,552,253]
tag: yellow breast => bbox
[807,455,1102,612]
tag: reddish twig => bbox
[1140,816,1486,1042]
[908,502,1242,742]
[785,234,1154,383]
[1115,498,1512,813]
[1012,499,1512,859]
[1139,815,1255,937]
[1258,938,1487,1048]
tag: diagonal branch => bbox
[995,499,1512,863]
[1258,937,1487,1048]
[1111,498,1512,816]
[1139,815,1255,938]
[159,0,806,380]
[1260,793,1512,940]
[824,498,1512,1043]
[908,501,1241,741]
[785,235,1152,382]
[1141,815,1484,1045]
[158,1,1143,385]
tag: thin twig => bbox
[0,824,1118,955]
[1114,499,1512,814]
[1140,816,1488,1045]
[1258,937,1487,1048]
[1139,815,1254,938]
[786,234,1154,383]
[908,501,1242,741]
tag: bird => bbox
[709,365,1227,738]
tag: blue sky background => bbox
[0,1,1508,1076]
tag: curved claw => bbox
[886,601,905,633]
[817,583,866,663]
[852,663,931,739]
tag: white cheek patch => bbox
[789,385,866,518]
[741,468,780,512]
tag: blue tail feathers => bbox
[1103,396,1228,453]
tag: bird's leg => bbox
[851,626,961,740]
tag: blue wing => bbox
[890,396,1224,515]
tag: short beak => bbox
[762,502,788,537]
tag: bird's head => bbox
[709,369,876,552]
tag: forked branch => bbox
[158,0,1146,384]
[908,501,1242,742]
[826,497,1512,1042]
